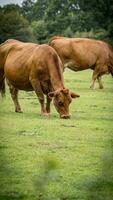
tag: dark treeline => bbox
[0,0,113,44]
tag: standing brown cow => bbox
[0,39,80,118]
[49,36,113,89]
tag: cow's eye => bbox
[58,101,63,106]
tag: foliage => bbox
[0,0,113,44]
[0,7,36,43]
[74,28,109,41]
[31,20,48,43]
[78,0,113,41]
[22,0,35,21]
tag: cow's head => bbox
[48,88,80,119]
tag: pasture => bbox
[0,69,113,200]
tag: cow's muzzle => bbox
[60,114,70,119]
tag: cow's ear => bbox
[70,92,80,98]
[48,92,55,98]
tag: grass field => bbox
[0,69,113,200]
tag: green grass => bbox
[0,70,113,200]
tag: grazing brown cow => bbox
[49,36,113,89]
[0,39,80,118]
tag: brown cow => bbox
[49,36,113,89]
[0,39,80,118]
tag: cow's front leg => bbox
[30,78,48,116]
[46,95,52,114]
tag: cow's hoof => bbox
[15,110,23,113]
[60,114,70,119]
[90,86,94,90]
[41,112,49,117]
[99,86,104,89]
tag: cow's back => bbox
[49,37,72,61]
[0,39,38,70]
[49,36,110,68]
[71,38,110,67]
[2,40,39,87]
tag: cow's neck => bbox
[52,81,64,91]
[49,69,64,91]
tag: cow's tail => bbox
[0,41,6,98]
[0,70,5,97]
[108,44,113,76]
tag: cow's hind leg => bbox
[97,76,104,89]
[90,71,98,89]
[8,82,22,113]
[90,64,107,89]
[90,64,103,89]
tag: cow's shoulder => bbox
[48,35,67,45]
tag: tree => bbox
[0,8,36,43]
[31,20,48,43]
[32,0,48,20]
[77,0,113,42]
[22,0,35,21]
[2,3,22,14]
[0,0,113,44]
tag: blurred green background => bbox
[0,0,113,44]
